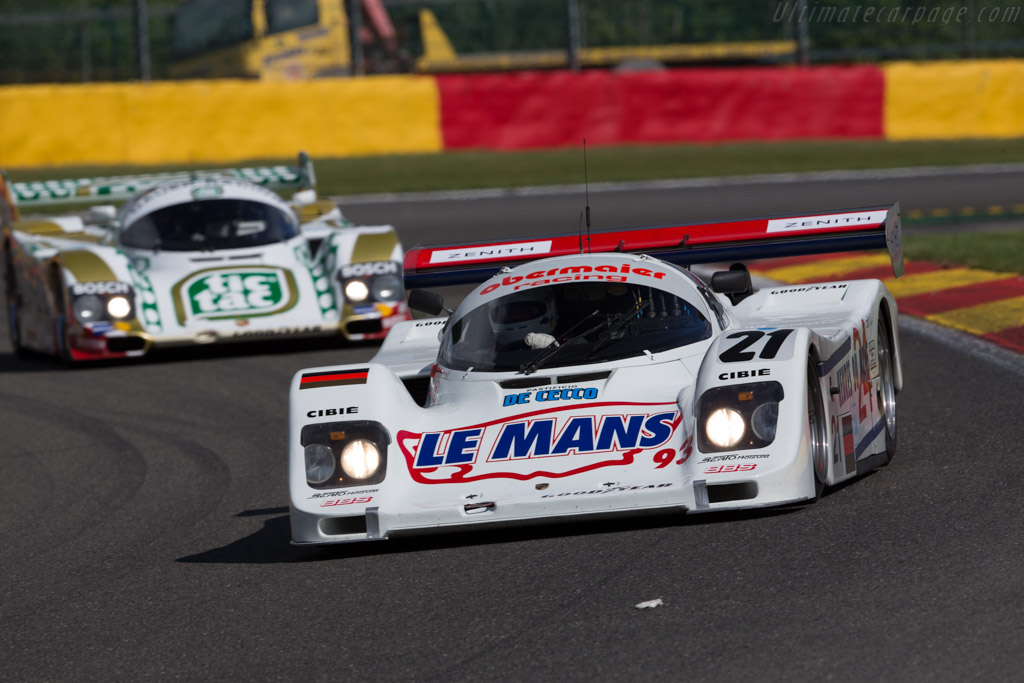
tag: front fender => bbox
[688,326,818,507]
[288,363,428,526]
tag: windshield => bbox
[172,0,254,59]
[439,280,713,373]
[121,198,298,251]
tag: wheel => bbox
[4,254,29,358]
[7,298,25,356]
[54,313,71,363]
[806,357,828,500]
[51,268,72,363]
[877,313,898,465]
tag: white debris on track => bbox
[634,598,664,610]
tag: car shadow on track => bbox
[0,351,59,373]
[176,500,819,565]
[0,337,380,373]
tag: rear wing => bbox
[404,203,903,288]
[5,151,317,209]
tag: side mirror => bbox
[88,205,118,222]
[710,264,753,305]
[408,288,446,316]
[292,189,317,206]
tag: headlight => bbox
[706,408,745,448]
[341,439,381,479]
[371,275,403,301]
[345,280,369,302]
[304,444,336,484]
[751,402,779,442]
[106,296,132,319]
[72,294,104,322]
[697,381,785,452]
[300,420,390,489]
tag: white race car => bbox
[1,154,408,362]
[288,204,904,544]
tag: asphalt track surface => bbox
[3,167,1024,681]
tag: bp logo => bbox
[173,266,298,324]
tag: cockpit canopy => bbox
[120,198,299,251]
[439,279,713,373]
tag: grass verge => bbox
[904,229,1024,275]
[7,139,1023,274]
[8,138,1024,195]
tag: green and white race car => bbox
[1,154,408,362]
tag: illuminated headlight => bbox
[300,421,390,489]
[72,294,104,322]
[106,296,132,319]
[705,408,746,448]
[697,381,785,453]
[340,439,381,479]
[371,275,403,301]
[751,402,780,442]
[304,444,336,484]
[345,280,369,302]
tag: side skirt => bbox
[856,450,889,476]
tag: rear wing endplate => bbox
[5,151,317,209]
[404,203,904,288]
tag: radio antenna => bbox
[583,139,592,253]
[577,211,584,254]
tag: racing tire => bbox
[54,313,71,363]
[806,357,828,500]
[877,313,898,465]
[51,269,73,364]
[7,300,27,358]
[4,254,29,358]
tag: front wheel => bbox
[7,300,27,357]
[806,357,828,500]
[54,313,72,363]
[51,269,73,363]
[4,256,29,358]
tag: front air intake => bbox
[401,375,430,406]
[345,319,382,335]
[556,371,611,384]
[707,482,758,504]
[106,336,146,352]
[320,516,368,536]
[499,377,551,390]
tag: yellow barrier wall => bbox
[0,77,442,168]
[885,59,1024,140]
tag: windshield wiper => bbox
[519,310,599,376]
[584,299,652,360]
[519,301,650,375]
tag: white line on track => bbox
[331,162,1024,205]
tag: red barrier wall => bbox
[438,66,884,149]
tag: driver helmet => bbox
[488,293,556,347]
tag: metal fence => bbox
[1,0,1022,84]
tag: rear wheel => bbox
[877,313,898,465]
[806,357,828,500]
